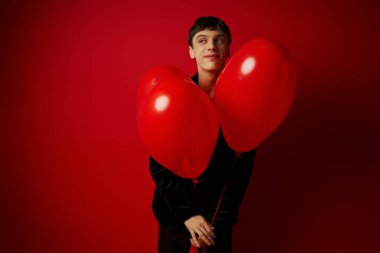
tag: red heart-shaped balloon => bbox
[215,39,296,153]
[137,74,219,178]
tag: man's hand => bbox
[184,215,216,247]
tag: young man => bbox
[150,16,256,253]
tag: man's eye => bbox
[199,39,207,44]
[216,38,226,44]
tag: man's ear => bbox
[189,46,195,59]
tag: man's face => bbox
[189,29,230,73]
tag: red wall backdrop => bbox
[1,0,379,252]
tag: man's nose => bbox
[207,41,216,50]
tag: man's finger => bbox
[199,226,215,244]
[203,223,216,239]
[196,228,213,245]
[190,238,198,248]
[190,231,199,247]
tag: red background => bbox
[1,0,379,252]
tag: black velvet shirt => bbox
[150,73,256,234]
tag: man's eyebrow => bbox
[196,34,208,39]
[214,34,227,39]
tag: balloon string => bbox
[192,153,240,253]
[202,153,240,253]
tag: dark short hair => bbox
[188,16,231,47]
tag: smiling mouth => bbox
[205,55,219,60]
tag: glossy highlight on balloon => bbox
[154,95,170,112]
[241,57,256,75]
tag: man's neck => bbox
[198,69,221,99]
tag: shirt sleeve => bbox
[215,148,257,226]
[149,156,203,223]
